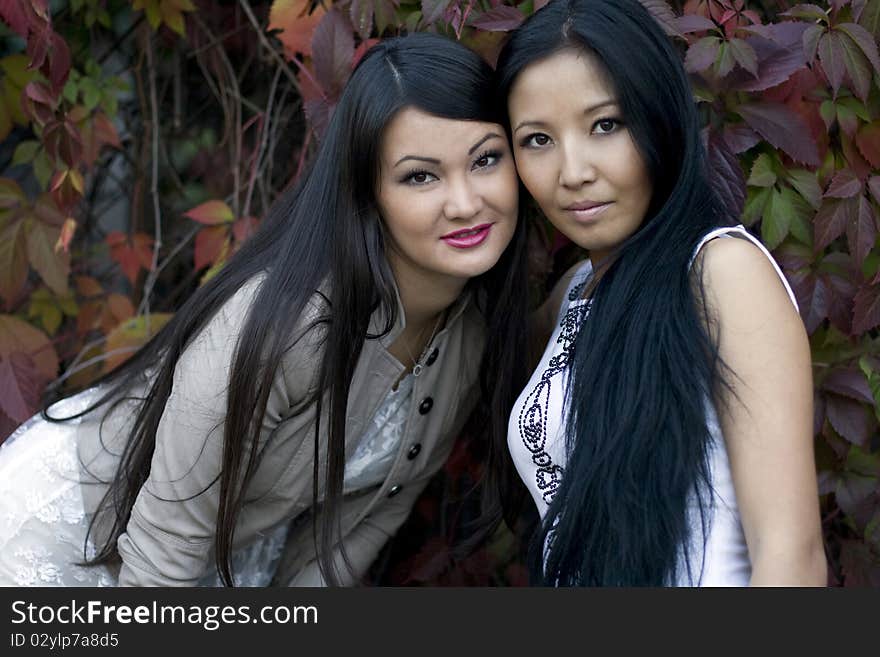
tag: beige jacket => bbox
[76,275,485,586]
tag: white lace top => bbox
[507,225,799,586]
[0,374,413,587]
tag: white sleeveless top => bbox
[507,225,799,586]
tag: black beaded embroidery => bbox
[518,278,592,504]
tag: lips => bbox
[440,223,494,248]
[564,200,612,223]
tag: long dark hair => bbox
[496,0,735,585]
[45,32,528,586]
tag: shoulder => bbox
[694,236,804,340]
[546,258,592,316]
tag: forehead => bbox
[380,107,500,161]
[508,49,615,116]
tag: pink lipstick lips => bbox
[565,200,611,223]
[440,223,493,248]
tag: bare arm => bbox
[698,237,826,586]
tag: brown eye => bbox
[521,133,551,148]
[594,118,619,134]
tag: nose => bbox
[559,139,596,189]
[443,174,484,221]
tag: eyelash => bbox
[519,117,623,149]
[399,149,503,186]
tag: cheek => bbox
[513,153,552,203]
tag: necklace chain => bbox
[402,311,443,377]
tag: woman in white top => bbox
[494,0,826,586]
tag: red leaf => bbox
[843,130,874,180]
[826,393,873,445]
[470,6,524,32]
[46,31,71,93]
[855,121,880,168]
[106,231,154,285]
[232,215,259,243]
[268,0,325,58]
[0,0,34,37]
[737,101,820,166]
[815,197,856,251]
[685,36,721,73]
[352,38,379,68]
[0,313,58,380]
[311,9,354,100]
[183,200,234,225]
[847,195,878,266]
[194,225,229,271]
[0,351,44,423]
[825,170,863,198]
[823,368,875,404]
[818,31,848,97]
[853,283,880,333]
[840,540,880,587]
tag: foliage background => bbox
[0,0,878,586]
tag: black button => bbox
[418,397,433,414]
[425,348,439,366]
[407,443,422,460]
[388,485,402,497]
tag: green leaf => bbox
[12,140,40,166]
[747,153,777,187]
[715,41,736,78]
[742,186,772,226]
[761,188,793,249]
[24,217,70,296]
[859,0,880,40]
[786,169,823,209]
[32,150,52,189]
[782,186,816,246]
[729,38,759,78]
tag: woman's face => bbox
[376,107,519,287]
[507,49,653,263]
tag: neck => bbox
[391,261,466,332]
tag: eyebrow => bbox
[393,132,503,167]
[513,99,618,133]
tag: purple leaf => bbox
[803,24,825,63]
[823,368,876,403]
[814,197,856,251]
[859,0,880,39]
[0,352,42,424]
[727,33,808,93]
[312,10,355,100]
[818,31,848,97]
[839,540,880,587]
[868,176,880,205]
[470,6,524,32]
[706,130,746,221]
[685,36,721,73]
[349,0,373,40]
[729,38,759,77]
[676,14,716,34]
[838,23,880,72]
[827,393,873,445]
[788,267,830,332]
[638,1,683,38]
[723,123,761,153]
[853,0,869,22]
[838,29,874,101]
[825,170,864,198]
[853,282,880,333]
[781,4,830,21]
[847,195,878,266]
[421,0,452,26]
[737,101,820,165]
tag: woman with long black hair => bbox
[494,0,826,586]
[0,33,528,587]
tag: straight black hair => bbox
[496,0,735,585]
[45,32,529,586]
